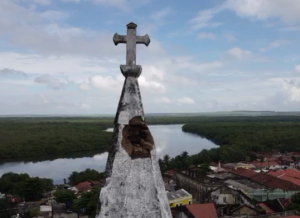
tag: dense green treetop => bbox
[68,169,105,186]
[73,187,100,217]
[0,172,53,201]
[53,189,76,205]
[1,115,300,160]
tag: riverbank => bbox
[0,125,217,183]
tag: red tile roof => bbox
[89,181,101,185]
[283,216,300,218]
[75,181,92,192]
[251,161,279,168]
[250,173,300,191]
[284,169,300,179]
[185,203,218,218]
[164,170,176,176]
[267,169,300,186]
[230,168,257,178]
[278,198,291,208]
[258,203,274,214]
[278,175,300,186]
[267,170,284,177]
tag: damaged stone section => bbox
[122,116,154,159]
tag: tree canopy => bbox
[53,189,76,205]
[0,172,53,201]
[73,187,100,217]
[68,169,105,186]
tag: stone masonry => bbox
[96,22,172,218]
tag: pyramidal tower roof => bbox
[96,23,172,218]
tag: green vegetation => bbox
[286,192,300,211]
[0,121,112,159]
[1,115,300,160]
[68,169,105,186]
[0,172,53,201]
[0,199,11,218]
[73,187,100,217]
[182,121,300,163]
[53,189,76,205]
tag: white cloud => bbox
[34,74,66,89]
[90,75,122,90]
[0,68,27,76]
[177,97,195,104]
[191,0,300,32]
[157,97,172,104]
[223,0,300,24]
[226,47,253,61]
[155,97,195,105]
[41,10,70,21]
[260,40,290,51]
[39,94,49,104]
[139,76,165,93]
[295,65,300,73]
[0,1,133,57]
[197,32,216,40]
[149,7,172,20]
[61,0,80,2]
[279,27,299,32]
[224,34,236,42]
[189,7,223,29]
[33,0,51,5]
[282,79,300,102]
[81,103,91,110]
[79,82,91,91]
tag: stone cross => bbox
[113,22,150,78]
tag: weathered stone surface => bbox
[122,116,154,159]
[96,23,172,218]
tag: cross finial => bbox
[113,22,150,78]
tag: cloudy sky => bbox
[0,0,300,115]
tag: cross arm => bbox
[136,34,151,47]
[113,33,127,46]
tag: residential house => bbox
[68,186,79,194]
[174,170,222,203]
[89,180,101,187]
[230,205,262,216]
[224,179,270,193]
[280,157,295,168]
[75,181,92,193]
[163,170,177,192]
[257,203,274,214]
[235,162,256,170]
[251,161,281,170]
[250,174,300,191]
[208,185,256,216]
[16,202,40,215]
[176,203,218,218]
[230,169,300,191]
[254,199,291,214]
[40,205,52,217]
[267,169,300,186]
[247,189,298,201]
[168,189,192,208]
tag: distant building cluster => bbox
[2,179,103,218]
[162,151,300,218]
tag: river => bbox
[0,125,217,184]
